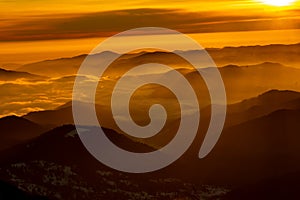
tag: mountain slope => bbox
[219,62,300,102]
[0,68,46,81]
[182,107,300,186]
[23,89,300,130]
[17,51,118,77]
[0,125,228,199]
[207,43,300,67]
[23,107,74,128]
[0,116,47,151]
[15,43,300,77]
[225,90,300,126]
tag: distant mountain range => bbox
[5,43,299,77]
[1,44,300,118]
[2,61,299,118]
[195,62,300,102]
[226,89,300,127]
[206,43,300,67]
[21,89,300,130]
[0,68,46,81]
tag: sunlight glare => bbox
[259,0,296,6]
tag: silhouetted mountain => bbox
[0,124,154,162]
[207,43,300,67]
[0,68,46,81]
[225,90,300,126]
[17,51,118,77]
[218,62,300,102]
[182,107,300,185]
[0,63,22,70]
[17,55,86,77]
[22,101,114,130]
[15,43,300,77]
[23,89,300,142]
[23,106,74,128]
[5,60,300,119]
[0,125,227,199]
[0,116,47,151]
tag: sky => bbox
[0,0,299,64]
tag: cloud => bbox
[0,74,106,117]
[0,76,72,116]
[1,8,299,41]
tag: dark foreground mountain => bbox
[0,125,228,199]
[194,108,300,185]
[222,171,300,200]
[0,180,48,200]
[0,116,47,151]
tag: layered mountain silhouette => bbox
[207,43,300,67]
[225,89,300,127]
[218,62,300,102]
[1,46,300,118]
[15,51,118,77]
[23,106,74,128]
[10,43,300,77]
[0,68,46,81]
[0,63,22,71]
[22,89,300,129]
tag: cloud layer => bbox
[1,8,299,41]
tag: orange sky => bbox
[1,0,299,41]
[0,0,299,64]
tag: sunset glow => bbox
[259,0,296,6]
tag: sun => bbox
[259,0,296,6]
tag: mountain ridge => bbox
[0,68,47,81]
[12,43,300,77]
